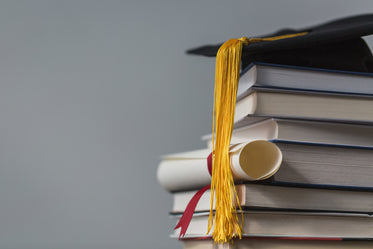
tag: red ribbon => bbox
[174,153,213,238]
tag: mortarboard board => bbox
[183,14,373,244]
[188,13,373,72]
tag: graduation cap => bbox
[186,14,373,244]
[188,13,373,72]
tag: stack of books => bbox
[157,62,373,248]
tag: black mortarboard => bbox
[187,14,373,72]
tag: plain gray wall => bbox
[0,1,373,248]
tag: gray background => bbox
[0,1,372,249]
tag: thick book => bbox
[234,87,373,123]
[202,118,373,148]
[173,211,373,239]
[237,62,373,98]
[272,140,373,188]
[171,183,373,214]
[183,237,373,249]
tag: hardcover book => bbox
[173,211,373,238]
[203,118,373,148]
[234,87,373,123]
[171,183,373,214]
[183,238,373,249]
[237,62,373,98]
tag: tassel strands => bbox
[209,32,307,244]
[209,37,248,243]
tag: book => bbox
[202,118,373,148]
[234,87,373,123]
[173,210,373,239]
[171,183,373,214]
[183,237,373,249]
[236,62,373,98]
[272,140,373,188]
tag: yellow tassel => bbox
[209,32,307,244]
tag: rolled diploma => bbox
[157,140,282,192]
